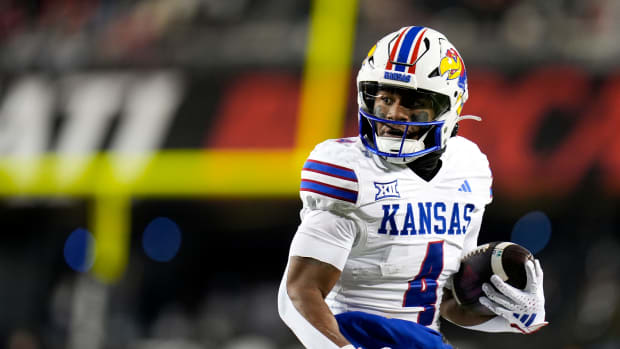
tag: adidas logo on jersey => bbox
[458,180,472,192]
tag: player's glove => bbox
[479,259,548,334]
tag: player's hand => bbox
[479,259,548,334]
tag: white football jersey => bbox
[289,136,493,331]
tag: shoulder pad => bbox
[299,139,360,210]
[445,136,491,173]
[445,136,493,204]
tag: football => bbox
[451,241,534,315]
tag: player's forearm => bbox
[440,294,495,326]
[287,286,351,347]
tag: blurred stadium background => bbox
[0,0,619,348]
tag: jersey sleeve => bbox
[289,209,358,270]
[292,140,361,270]
[468,139,493,206]
[299,140,360,212]
[461,204,485,257]
[480,162,493,206]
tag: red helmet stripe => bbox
[407,28,428,74]
[385,27,410,71]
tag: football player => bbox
[278,26,547,349]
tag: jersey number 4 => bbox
[402,241,444,326]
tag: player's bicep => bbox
[287,256,342,299]
[280,256,350,348]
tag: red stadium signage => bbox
[1,67,619,198]
[461,67,620,198]
[210,67,620,198]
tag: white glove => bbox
[479,259,548,334]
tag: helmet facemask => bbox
[358,82,451,164]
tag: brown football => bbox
[452,241,534,315]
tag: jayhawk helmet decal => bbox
[357,26,477,164]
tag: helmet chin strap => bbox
[376,128,431,164]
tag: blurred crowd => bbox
[0,0,619,71]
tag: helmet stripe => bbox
[407,28,427,74]
[394,26,424,72]
[385,27,409,71]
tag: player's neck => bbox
[407,157,442,182]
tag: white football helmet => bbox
[357,26,477,164]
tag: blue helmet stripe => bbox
[395,26,423,72]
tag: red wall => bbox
[208,67,620,198]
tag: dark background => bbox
[1,1,619,348]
